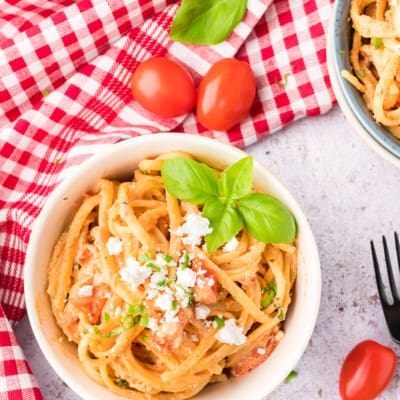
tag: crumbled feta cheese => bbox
[78,285,93,297]
[149,271,167,289]
[106,237,123,255]
[215,318,247,345]
[257,348,266,355]
[119,257,152,291]
[222,236,239,252]
[195,304,211,320]
[146,289,159,300]
[104,292,111,298]
[197,278,205,288]
[172,213,212,247]
[176,267,197,288]
[148,318,158,331]
[207,278,215,287]
[164,309,179,323]
[155,292,174,312]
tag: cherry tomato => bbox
[339,340,397,400]
[197,58,256,131]
[131,57,196,118]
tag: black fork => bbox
[371,232,400,344]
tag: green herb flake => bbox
[357,69,366,78]
[142,335,149,341]
[104,312,111,323]
[275,73,291,88]
[372,37,383,49]
[139,313,149,327]
[146,262,161,272]
[93,325,123,338]
[63,196,68,201]
[338,49,345,54]
[261,281,277,308]
[214,317,225,329]
[277,308,285,321]
[162,253,173,263]
[138,250,152,264]
[82,329,88,335]
[114,378,128,388]
[318,388,322,397]
[181,252,190,269]
[157,278,174,287]
[42,89,49,97]
[285,370,298,382]
[54,157,63,165]
[172,300,178,311]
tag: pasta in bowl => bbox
[25,134,320,400]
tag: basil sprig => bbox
[161,157,296,253]
[170,0,247,45]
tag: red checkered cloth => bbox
[0,304,43,400]
[0,0,335,397]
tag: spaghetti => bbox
[47,151,297,399]
[343,0,400,138]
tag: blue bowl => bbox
[330,0,400,159]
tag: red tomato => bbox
[197,58,256,131]
[131,57,196,118]
[339,340,397,400]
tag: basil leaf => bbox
[219,156,253,200]
[203,197,243,253]
[238,193,296,243]
[170,0,247,45]
[161,158,219,204]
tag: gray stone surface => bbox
[15,106,400,399]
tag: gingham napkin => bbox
[0,0,335,397]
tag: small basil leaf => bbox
[203,197,243,253]
[238,193,296,243]
[161,158,219,204]
[219,156,253,200]
[170,0,247,45]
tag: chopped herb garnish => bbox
[114,378,128,388]
[139,313,149,327]
[104,311,110,323]
[146,262,161,272]
[261,281,277,308]
[261,287,268,295]
[181,252,190,269]
[172,300,178,311]
[42,89,49,97]
[54,157,63,165]
[82,329,88,335]
[139,250,152,264]
[157,278,174,287]
[285,370,298,382]
[93,325,123,338]
[338,49,345,54]
[318,388,322,397]
[372,37,382,49]
[142,335,149,341]
[122,315,139,329]
[275,72,291,87]
[277,308,285,321]
[162,253,173,263]
[127,303,145,317]
[357,69,366,78]
[214,317,225,329]
[63,196,68,200]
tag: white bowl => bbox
[24,133,321,400]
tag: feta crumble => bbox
[195,304,211,320]
[148,318,158,331]
[257,348,266,355]
[172,213,212,247]
[78,285,93,297]
[106,237,123,255]
[176,267,197,288]
[215,318,247,346]
[119,257,152,291]
[222,236,239,252]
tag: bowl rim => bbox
[327,0,400,169]
[24,133,321,400]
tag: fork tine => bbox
[371,240,389,305]
[383,235,400,303]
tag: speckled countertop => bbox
[15,106,400,399]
